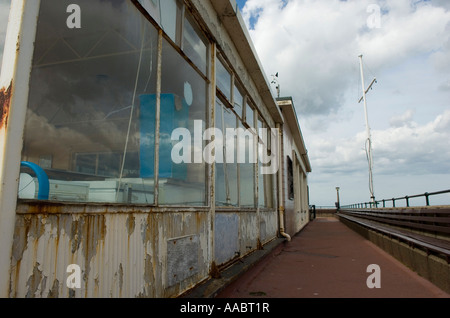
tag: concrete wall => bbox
[339,216,450,294]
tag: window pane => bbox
[138,0,182,44]
[287,156,294,200]
[238,121,255,207]
[216,57,231,101]
[159,38,207,205]
[20,0,158,204]
[246,103,254,127]
[0,0,10,76]
[215,99,238,207]
[75,154,97,176]
[233,84,244,117]
[257,119,275,209]
[183,13,208,75]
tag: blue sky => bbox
[236,0,246,10]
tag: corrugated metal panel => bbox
[10,210,209,298]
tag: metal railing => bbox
[342,189,450,209]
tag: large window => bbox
[18,0,209,205]
[18,0,275,209]
[159,37,207,205]
[20,0,158,204]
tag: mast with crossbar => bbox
[358,55,377,204]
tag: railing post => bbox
[425,192,430,206]
[392,198,395,208]
[382,199,385,208]
[405,196,409,207]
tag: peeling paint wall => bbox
[10,205,210,298]
[11,204,278,298]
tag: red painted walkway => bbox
[217,217,450,298]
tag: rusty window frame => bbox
[133,0,212,208]
[134,0,210,82]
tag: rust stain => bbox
[126,215,135,236]
[209,261,221,279]
[0,82,12,130]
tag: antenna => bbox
[271,73,280,98]
[358,55,376,203]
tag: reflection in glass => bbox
[246,103,254,127]
[183,13,208,75]
[159,38,207,205]
[216,57,231,101]
[239,121,256,207]
[215,99,238,207]
[21,0,158,204]
[233,84,244,118]
[138,0,182,44]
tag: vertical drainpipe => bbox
[276,123,290,241]
[0,0,41,297]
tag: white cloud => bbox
[309,110,450,177]
[242,0,450,116]
[389,109,415,128]
[373,110,450,175]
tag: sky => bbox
[235,0,450,207]
[1,0,450,207]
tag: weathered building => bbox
[0,0,311,298]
